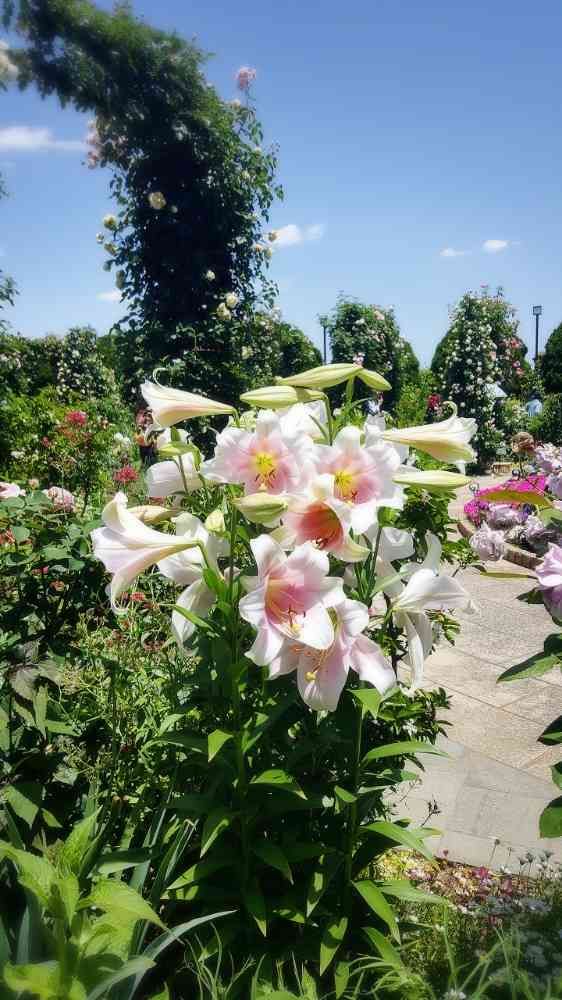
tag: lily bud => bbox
[141,382,235,427]
[393,470,471,492]
[277,363,361,389]
[128,504,172,525]
[232,492,289,525]
[240,385,323,409]
[357,368,392,392]
[205,509,226,534]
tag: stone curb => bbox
[457,517,540,571]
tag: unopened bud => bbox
[278,363,361,389]
[129,504,172,524]
[240,385,323,409]
[393,470,471,492]
[233,492,289,525]
[205,509,226,534]
[357,368,392,391]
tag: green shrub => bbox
[541,322,562,394]
[533,393,562,444]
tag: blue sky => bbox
[1,0,561,364]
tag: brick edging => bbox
[457,517,540,571]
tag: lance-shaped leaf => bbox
[320,915,348,974]
[353,880,400,941]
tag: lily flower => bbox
[141,381,235,427]
[91,493,216,613]
[380,533,474,687]
[239,536,344,665]
[382,405,476,467]
[145,453,202,499]
[0,482,24,500]
[277,474,370,562]
[201,409,314,495]
[268,598,395,711]
[312,425,403,533]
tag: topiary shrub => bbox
[323,296,419,409]
[431,291,503,470]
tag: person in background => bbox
[525,393,543,418]
[366,393,382,417]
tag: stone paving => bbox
[399,480,562,865]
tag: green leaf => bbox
[482,487,552,509]
[0,843,55,906]
[362,925,404,968]
[95,849,154,875]
[282,843,331,862]
[252,840,293,883]
[168,793,214,816]
[250,769,306,798]
[540,715,562,745]
[11,525,30,543]
[551,763,562,790]
[200,807,233,857]
[152,730,206,753]
[4,961,86,1000]
[306,854,343,917]
[361,821,435,861]
[350,688,382,718]
[34,685,47,738]
[166,856,236,893]
[539,797,562,838]
[86,957,155,1000]
[379,878,440,904]
[59,810,99,876]
[362,740,445,765]
[320,915,347,974]
[334,786,357,805]
[207,729,233,761]
[243,880,267,936]
[334,960,350,999]
[498,651,561,682]
[353,881,400,941]
[172,603,213,633]
[4,782,42,828]
[84,879,165,929]
[52,873,80,927]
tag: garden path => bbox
[399,477,562,866]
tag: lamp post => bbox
[533,305,542,364]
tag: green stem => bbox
[322,393,335,444]
[109,661,119,794]
[344,693,363,912]
[227,504,250,884]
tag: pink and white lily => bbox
[312,425,403,533]
[277,474,369,562]
[201,409,314,495]
[141,381,235,427]
[239,536,344,665]
[268,598,395,711]
[0,482,24,500]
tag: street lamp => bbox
[532,305,542,363]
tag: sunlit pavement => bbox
[397,481,562,865]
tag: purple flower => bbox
[547,473,562,499]
[536,543,562,618]
[522,515,547,542]
[487,503,522,529]
[469,522,506,561]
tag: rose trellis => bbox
[91,362,477,980]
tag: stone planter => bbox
[458,517,540,571]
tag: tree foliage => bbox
[432,287,527,397]
[323,296,419,409]
[432,291,504,469]
[2,0,282,390]
[541,323,562,394]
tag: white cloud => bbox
[273,223,325,248]
[482,239,509,254]
[440,247,469,258]
[0,126,86,153]
[97,290,122,303]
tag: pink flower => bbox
[536,543,562,618]
[312,425,402,533]
[239,535,344,665]
[43,487,75,512]
[201,409,313,495]
[65,410,88,426]
[278,474,369,562]
[0,482,24,500]
[113,465,139,485]
[267,597,395,711]
[469,522,506,561]
[236,65,257,92]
